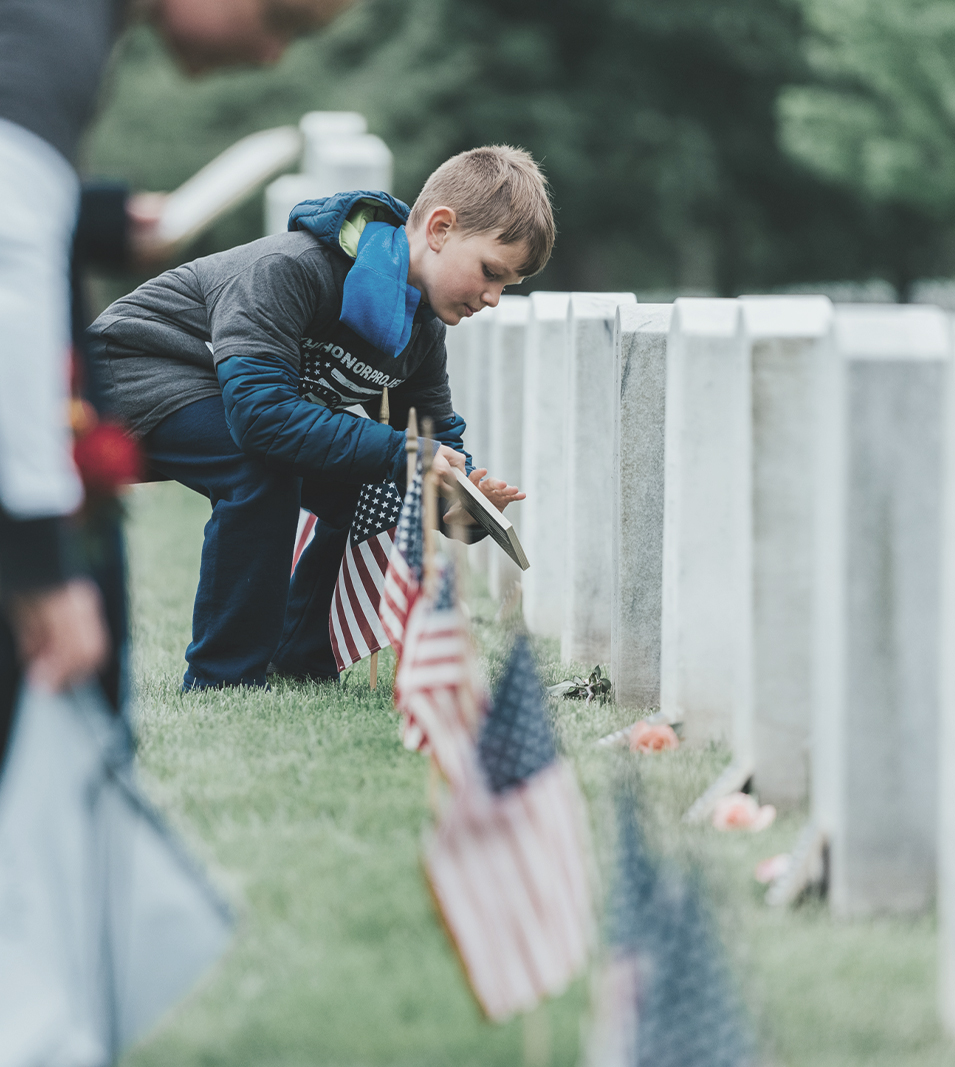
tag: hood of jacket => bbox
[287,189,410,252]
[288,190,420,359]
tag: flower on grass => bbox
[754,853,791,884]
[711,792,776,832]
[629,721,680,753]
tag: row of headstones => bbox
[264,111,394,235]
[445,292,955,1035]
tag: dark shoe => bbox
[266,662,339,686]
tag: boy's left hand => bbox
[443,467,525,526]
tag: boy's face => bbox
[410,211,527,326]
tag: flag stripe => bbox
[340,541,379,652]
[334,562,363,666]
[291,510,317,575]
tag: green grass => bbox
[122,481,955,1066]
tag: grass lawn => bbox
[122,481,955,1067]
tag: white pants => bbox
[0,118,82,518]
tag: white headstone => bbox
[659,299,747,744]
[562,293,637,665]
[307,134,393,198]
[737,296,834,805]
[813,304,949,917]
[521,293,571,639]
[462,309,497,585]
[487,297,530,600]
[611,304,672,709]
[299,111,367,177]
[264,173,324,235]
[938,312,955,1035]
[444,318,472,420]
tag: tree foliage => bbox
[780,0,955,217]
[85,0,952,296]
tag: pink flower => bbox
[629,721,680,753]
[755,853,791,884]
[711,792,776,832]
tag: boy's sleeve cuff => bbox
[0,512,84,602]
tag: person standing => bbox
[0,0,355,764]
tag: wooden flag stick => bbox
[368,387,391,692]
[421,416,438,593]
[406,406,419,489]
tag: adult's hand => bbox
[9,579,109,693]
[126,192,175,267]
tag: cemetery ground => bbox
[123,481,954,1067]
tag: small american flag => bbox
[584,785,753,1067]
[423,634,595,1022]
[328,480,404,672]
[379,464,424,662]
[394,558,484,777]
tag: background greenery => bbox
[83,0,955,300]
[124,480,954,1067]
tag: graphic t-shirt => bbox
[90,229,452,436]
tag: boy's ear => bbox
[424,206,457,253]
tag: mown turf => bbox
[122,481,955,1066]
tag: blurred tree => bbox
[778,0,955,296]
[84,0,945,296]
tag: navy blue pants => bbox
[145,396,359,689]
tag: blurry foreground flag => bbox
[424,634,594,1022]
[585,784,753,1067]
[394,556,484,779]
[328,479,403,671]
[380,462,424,661]
[0,684,232,1066]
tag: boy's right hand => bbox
[430,444,467,493]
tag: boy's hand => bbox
[430,444,467,494]
[443,468,526,526]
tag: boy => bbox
[89,145,555,690]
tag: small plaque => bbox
[453,469,529,571]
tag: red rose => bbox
[73,421,144,495]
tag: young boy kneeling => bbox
[89,145,555,690]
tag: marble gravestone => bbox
[299,111,367,177]
[265,112,370,236]
[737,296,834,806]
[610,303,672,709]
[562,292,637,665]
[521,293,571,639]
[462,307,498,584]
[264,174,323,236]
[938,310,955,1036]
[306,134,393,200]
[487,297,530,600]
[813,304,949,918]
[659,299,748,745]
[443,317,472,426]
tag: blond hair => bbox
[408,146,555,277]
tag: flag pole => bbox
[368,387,391,692]
[406,406,419,488]
[420,416,438,595]
[391,407,419,691]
